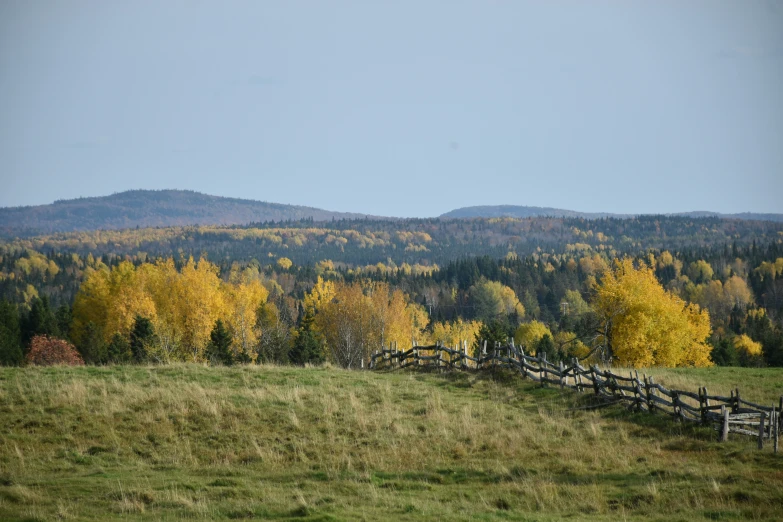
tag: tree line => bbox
[1,218,782,368]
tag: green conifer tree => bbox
[107,333,133,364]
[130,316,155,363]
[206,319,234,366]
[0,301,24,366]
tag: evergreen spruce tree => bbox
[130,316,155,363]
[0,301,24,366]
[79,321,107,364]
[21,296,58,346]
[106,333,133,364]
[710,338,739,366]
[535,333,556,360]
[472,319,511,358]
[55,304,73,342]
[289,309,324,365]
[206,319,234,365]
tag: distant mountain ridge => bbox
[440,205,783,223]
[3,192,781,238]
[0,190,379,236]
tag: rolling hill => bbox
[0,190,380,236]
[3,192,781,239]
[440,205,783,222]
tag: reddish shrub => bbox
[26,335,84,366]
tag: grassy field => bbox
[631,366,783,407]
[0,364,782,521]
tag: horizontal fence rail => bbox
[370,342,782,453]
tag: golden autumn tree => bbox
[304,276,336,316]
[141,259,182,361]
[514,320,552,349]
[692,275,754,323]
[72,257,268,363]
[469,278,524,322]
[313,282,372,368]
[224,266,269,362]
[177,257,226,361]
[429,319,482,349]
[732,334,762,358]
[592,258,712,367]
[310,280,426,368]
[71,265,111,346]
[72,261,157,346]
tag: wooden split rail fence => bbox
[370,341,782,452]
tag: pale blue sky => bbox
[1,1,781,216]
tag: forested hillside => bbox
[443,205,783,222]
[4,214,781,267]
[0,190,377,236]
[1,213,782,369]
[3,191,781,239]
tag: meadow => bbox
[0,364,782,521]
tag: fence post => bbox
[519,348,527,378]
[631,372,642,412]
[541,352,547,386]
[672,392,681,421]
[650,376,658,411]
[774,406,779,454]
[702,387,710,425]
[644,375,653,412]
[559,361,565,389]
[720,406,729,442]
[778,396,783,454]
[758,412,766,450]
[734,388,741,414]
[591,366,599,396]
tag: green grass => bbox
[0,364,782,521]
[628,366,783,406]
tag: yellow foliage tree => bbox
[310,280,426,368]
[693,276,753,323]
[72,261,157,346]
[470,278,525,322]
[72,257,268,362]
[514,320,552,350]
[225,267,269,362]
[276,257,293,270]
[429,319,482,348]
[553,331,591,359]
[732,334,762,357]
[592,259,712,367]
[304,277,336,315]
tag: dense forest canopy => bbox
[1,214,782,368]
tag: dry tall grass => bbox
[0,364,781,520]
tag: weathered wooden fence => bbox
[370,341,782,452]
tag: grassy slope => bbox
[634,367,783,407]
[0,365,781,521]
